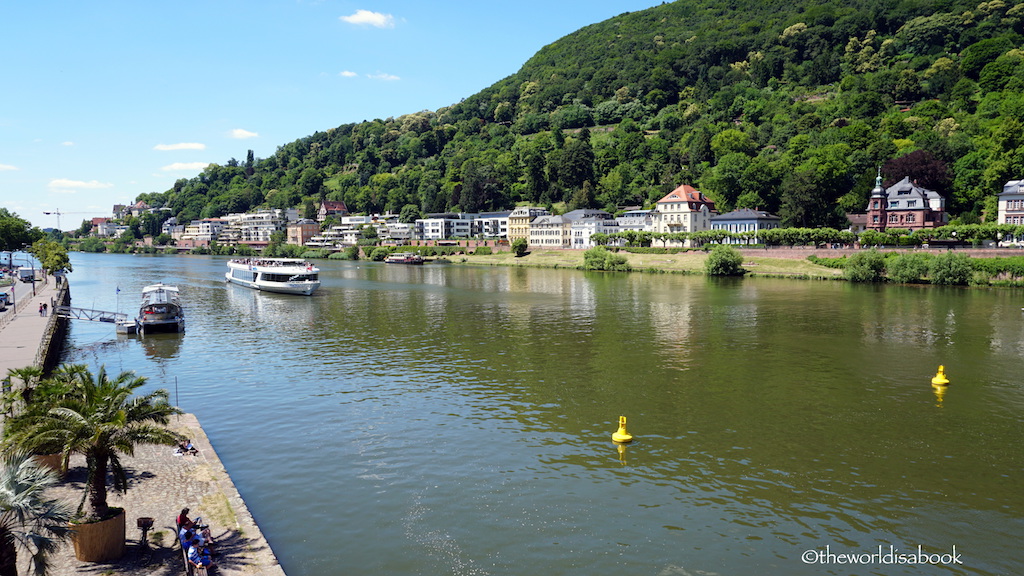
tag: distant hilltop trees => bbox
[129,0,1024,233]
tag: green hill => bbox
[134,0,1024,232]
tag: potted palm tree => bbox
[4,366,74,477]
[0,452,73,576]
[5,364,181,562]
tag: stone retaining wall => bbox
[34,278,71,374]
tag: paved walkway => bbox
[45,413,286,576]
[0,276,56,374]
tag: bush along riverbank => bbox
[809,250,1024,286]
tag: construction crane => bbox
[42,209,93,231]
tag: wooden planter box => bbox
[31,453,64,478]
[71,508,125,562]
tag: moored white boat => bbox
[225,258,321,295]
[384,252,425,265]
[138,283,184,334]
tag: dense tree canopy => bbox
[134,0,1024,230]
[0,209,43,252]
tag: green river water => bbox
[60,252,1023,575]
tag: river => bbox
[59,252,1023,575]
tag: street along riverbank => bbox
[0,274,69,376]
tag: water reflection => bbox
[59,253,1024,576]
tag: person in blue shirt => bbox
[188,538,215,568]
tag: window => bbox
[906,213,916,223]
[889,201,899,208]
[907,200,917,208]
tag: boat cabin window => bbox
[262,272,318,283]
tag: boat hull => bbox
[137,284,185,334]
[225,259,321,296]
[225,273,320,295]
[384,253,425,265]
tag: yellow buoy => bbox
[931,365,949,386]
[612,416,633,443]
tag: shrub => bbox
[844,249,885,282]
[704,245,745,276]
[370,247,390,261]
[474,246,492,255]
[511,238,528,257]
[328,246,361,260]
[807,255,846,268]
[929,251,972,285]
[583,247,631,271]
[885,252,930,283]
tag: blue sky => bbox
[2,1,662,231]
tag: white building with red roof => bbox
[651,184,717,236]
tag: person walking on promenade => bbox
[42,303,47,316]
[38,303,44,316]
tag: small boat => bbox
[137,283,184,334]
[225,258,321,295]
[384,252,425,265]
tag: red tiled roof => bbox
[321,201,348,212]
[657,184,716,210]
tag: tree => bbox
[78,237,107,253]
[6,365,181,520]
[583,246,630,271]
[511,237,528,257]
[883,150,952,197]
[704,245,745,276]
[28,239,72,276]
[844,249,886,282]
[0,453,73,576]
[399,204,421,224]
[886,252,930,283]
[929,251,973,285]
[0,210,43,252]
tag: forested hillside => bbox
[136,0,1024,231]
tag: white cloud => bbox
[340,9,395,28]
[229,129,258,139]
[0,164,17,171]
[161,162,211,172]
[61,141,74,147]
[49,178,113,190]
[340,70,358,77]
[154,142,206,151]
[367,72,400,81]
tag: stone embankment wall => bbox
[34,278,71,374]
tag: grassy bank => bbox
[445,249,845,279]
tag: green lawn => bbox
[448,249,844,279]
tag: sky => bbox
[2,1,663,231]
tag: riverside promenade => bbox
[46,413,286,576]
[0,275,58,374]
[0,278,286,576]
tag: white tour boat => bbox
[225,258,321,295]
[137,283,185,334]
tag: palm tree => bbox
[0,453,73,576]
[2,367,44,415]
[7,364,181,520]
